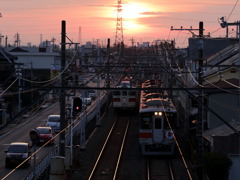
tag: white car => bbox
[83,97,91,105]
[46,115,60,133]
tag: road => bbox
[0,79,111,179]
[0,101,60,180]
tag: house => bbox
[1,46,60,119]
[202,43,240,180]
[175,36,240,179]
[0,47,17,85]
[203,43,240,129]
[5,46,60,81]
[0,47,17,124]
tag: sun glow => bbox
[120,3,152,33]
[122,3,148,19]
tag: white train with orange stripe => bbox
[139,80,177,155]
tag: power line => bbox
[227,0,239,21]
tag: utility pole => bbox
[14,33,20,47]
[129,37,135,47]
[106,38,110,89]
[0,34,4,46]
[51,37,56,51]
[197,21,204,179]
[59,20,66,157]
[170,26,201,37]
[171,22,205,179]
[15,64,23,112]
[5,36,8,47]
[220,17,240,38]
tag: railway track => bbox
[146,157,175,180]
[87,115,130,180]
[72,107,195,180]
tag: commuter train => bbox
[112,79,138,112]
[139,80,177,155]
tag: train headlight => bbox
[154,112,162,116]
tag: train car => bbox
[139,80,177,155]
[112,80,138,112]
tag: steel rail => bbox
[87,119,117,180]
[112,120,130,180]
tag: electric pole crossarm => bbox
[171,28,200,31]
[170,26,204,37]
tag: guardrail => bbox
[25,147,58,180]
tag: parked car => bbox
[35,127,54,145]
[83,97,92,105]
[5,142,31,168]
[46,115,60,133]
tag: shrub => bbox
[202,152,232,180]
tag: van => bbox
[46,115,60,133]
[5,142,31,168]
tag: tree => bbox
[202,152,232,180]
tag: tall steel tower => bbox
[115,0,124,47]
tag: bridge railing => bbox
[24,90,109,180]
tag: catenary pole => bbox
[59,20,66,156]
[197,21,204,179]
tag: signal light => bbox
[73,97,82,115]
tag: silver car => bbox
[46,115,60,133]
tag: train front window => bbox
[129,91,136,96]
[155,118,162,129]
[113,91,120,96]
[122,91,127,96]
[141,117,152,129]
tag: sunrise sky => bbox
[1,0,240,48]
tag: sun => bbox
[122,4,146,19]
[122,3,148,19]
[120,3,152,32]
[107,2,154,33]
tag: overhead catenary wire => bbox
[151,39,238,132]
[162,41,240,113]
[212,0,240,35]
[221,77,240,89]
[227,0,239,21]
[0,78,18,97]
[204,78,240,94]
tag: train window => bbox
[113,91,120,95]
[155,118,162,129]
[122,91,127,96]
[129,91,136,96]
[141,117,152,129]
